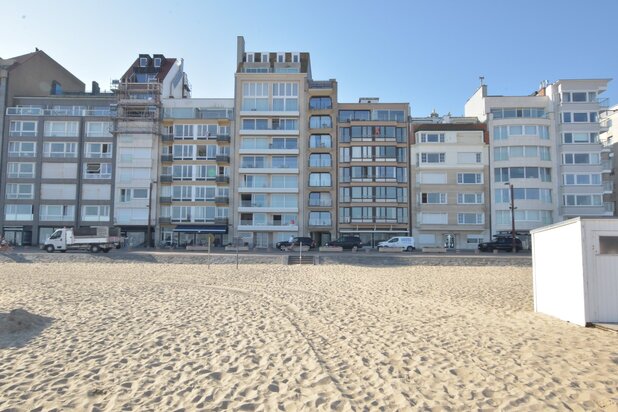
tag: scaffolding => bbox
[111,81,162,135]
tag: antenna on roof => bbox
[479,76,485,86]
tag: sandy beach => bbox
[0,262,616,411]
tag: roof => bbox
[121,55,177,83]
[411,123,489,144]
[1,50,84,89]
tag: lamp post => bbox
[505,182,517,253]
[147,180,157,248]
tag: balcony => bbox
[237,221,298,232]
[216,155,230,164]
[214,217,229,225]
[160,175,173,183]
[215,175,230,184]
[6,107,112,116]
[603,181,614,194]
[159,217,171,224]
[162,134,173,142]
[604,202,615,214]
[216,134,231,143]
[214,196,229,205]
[601,160,613,174]
[160,154,173,162]
[159,196,172,204]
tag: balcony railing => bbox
[214,217,229,225]
[239,220,296,227]
[215,196,229,204]
[162,134,173,142]
[6,107,111,116]
[215,175,230,184]
[603,182,615,193]
[160,154,173,162]
[216,134,231,143]
[604,202,615,213]
[160,175,173,183]
[216,155,230,164]
[159,217,171,224]
[159,196,172,204]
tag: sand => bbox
[0,262,616,411]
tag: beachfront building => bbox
[465,79,612,246]
[0,50,115,246]
[599,104,617,215]
[410,115,490,250]
[233,37,310,248]
[159,98,234,247]
[112,54,190,247]
[337,99,410,247]
[306,79,338,246]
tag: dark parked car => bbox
[276,237,316,251]
[478,236,523,252]
[326,236,363,250]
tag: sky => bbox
[1,0,617,116]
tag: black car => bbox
[478,236,523,252]
[276,237,316,251]
[326,236,363,250]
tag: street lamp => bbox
[505,182,517,253]
[147,180,157,248]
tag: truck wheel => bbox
[406,246,413,252]
[102,248,111,253]
[90,245,100,253]
[352,246,358,252]
[45,245,55,253]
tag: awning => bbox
[173,225,228,234]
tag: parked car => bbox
[377,236,416,251]
[325,236,363,250]
[276,237,316,251]
[478,236,523,252]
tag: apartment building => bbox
[600,104,617,215]
[112,54,190,247]
[0,50,115,246]
[465,80,611,246]
[306,79,338,245]
[159,98,233,247]
[337,98,410,247]
[410,117,490,250]
[233,37,309,248]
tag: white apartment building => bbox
[465,79,611,245]
[410,119,490,249]
[112,54,190,247]
[233,37,308,248]
[600,104,617,215]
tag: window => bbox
[84,163,112,179]
[457,193,484,204]
[562,91,597,103]
[338,110,370,122]
[240,137,269,150]
[140,57,148,67]
[562,112,598,123]
[8,141,36,157]
[272,82,299,111]
[6,183,34,199]
[40,205,75,222]
[309,173,331,187]
[242,118,269,130]
[5,204,34,221]
[82,205,110,222]
[309,212,331,226]
[173,144,195,160]
[292,53,299,63]
[457,173,483,184]
[457,213,484,225]
[420,193,447,204]
[242,82,269,111]
[7,162,35,178]
[493,125,549,140]
[309,192,332,207]
[174,124,194,138]
[276,53,284,63]
[309,97,332,110]
[490,108,545,119]
[44,121,79,137]
[245,53,254,63]
[419,133,445,143]
[271,175,297,188]
[86,122,112,137]
[420,153,445,164]
[9,120,37,137]
[272,156,297,169]
[563,132,598,144]
[563,153,600,165]
[120,188,149,202]
[43,142,78,158]
[309,134,332,148]
[494,167,551,182]
[496,210,552,225]
[196,124,218,139]
[154,57,161,68]
[419,212,448,225]
[309,116,332,129]
[563,173,601,185]
[271,137,297,149]
[309,154,332,167]
[457,152,482,164]
[85,143,112,158]
[563,194,602,206]
[272,118,297,130]
[241,156,266,168]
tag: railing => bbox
[216,155,230,163]
[6,107,111,116]
[216,134,231,143]
[604,202,615,213]
[308,80,336,89]
[159,217,172,224]
[162,134,173,142]
[215,196,229,204]
[160,154,173,162]
[160,175,173,183]
[215,175,230,184]
[308,200,332,207]
[603,181,614,192]
[239,220,295,227]
[308,220,332,226]
[214,217,229,225]
[159,196,172,204]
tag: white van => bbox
[378,236,415,251]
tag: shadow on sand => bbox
[0,309,53,349]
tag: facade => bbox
[159,98,233,247]
[0,50,115,246]
[337,99,410,247]
[112,54,190,247]
[465,80,611,246]
[410,117,490,249]
[599,104,617,215]
[233,37,310,248]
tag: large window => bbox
[309,192,332,207]
[7,162,35,178]
[338,110,370,122]
[419,133,445,143]
[490,108,546,119]
[5,204,34,221]
[8,141,36,157]
[309,212,331,226]
[272,156,297,169]
[493,125,549,140]
[272,119,297,131]
[309,134,331,148]
[86,122,112,137]
[272,138,297,149]
[309,173,331,187]
[563,194,602,206]
[309,116,332,129]
[494,167,551,182]
[457,173,483,184]
[272,82,298,111]
[420,193,447,204]
[562,91,597,103]
[457,193,484,204]
[83,163,112,179]
[40,205,75,222]
[563,132,598,144]
[44,121,79,137]
[309,154,331,167]
[563,153,600,165]
[309,97,332,110]
[85,143,112,158]
[562,112,598,123]
[5,183,34,199]
[457,213,484,225]
[494,146,550,161]
[563,173,601,185]
[174,124,194,138]
[9,120,37,137]
[43,142,78,158]
[496,210,552,224]
[82,205,110,222]
[420,153,445,164]
[242,82,269,111]
[495,188,552,204]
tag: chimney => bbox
[92,81,100,95]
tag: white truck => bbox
[43,227,122,253]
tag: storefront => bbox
[2,226,33,246]
[169,225,228,247]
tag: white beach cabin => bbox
[531,217,618,326]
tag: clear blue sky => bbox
[2,0,617,116]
